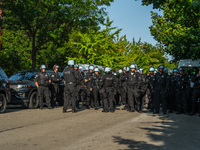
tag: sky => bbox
[102,0,163,45]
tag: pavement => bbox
[1,105,200,150]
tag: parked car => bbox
[9,70,64,109]
[0,67,11,113]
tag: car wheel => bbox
[0,94,7,113]
[28,92,39,109]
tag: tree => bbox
[141,0,200,60]
[1,0,113,69]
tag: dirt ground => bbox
[1,105,200,150]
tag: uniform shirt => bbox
[191,72,200,88]
[126,71,142,87]
[63,66,79,84]
[119,73,127,87]
[101,73,118,88]
[50,71,61,84]
[146,74,156,91]
[177,74,190,90]
[34,72,49,86]
[154,72,167,88]
[85,72,94,88]
[91,74,102,88]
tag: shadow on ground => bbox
[112,112,200,150]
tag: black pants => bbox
[168,88,177,112]
[147,88,155,111]
[103,87,114,111]
[191,88,200,114]
[119,87,128,108]
[127,86,141,111]
[154,86,167,113]
[37,86,51,108]
[176,89,187,113]
[86,88,92,107]
[92,87,99,108]
[50,84,60,107]
[63,84,77,111]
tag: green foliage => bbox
[1,0,113,69]
[142,0,200,60]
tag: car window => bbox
[0,68,8,79]
[9,71,38,81]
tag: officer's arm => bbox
[34,74,39,88]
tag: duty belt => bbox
[66,82,74,85]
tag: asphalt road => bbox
[1,105,200,150]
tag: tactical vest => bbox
[37,72,49,86]
[63,68,76,83]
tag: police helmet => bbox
[123,66,127,71]
[105,67,111,73]
[40,64,46,69]
[118,69,123,74]
[74,64,79,68]
[179,68,184,72]
[88,65,94,71]
[126,67,130,72]
[94,67,100,72]
[199,63,200,67]
[164,67,168,72]
[53,65,59,70]
[130,64,136,69]
[158,65,164,69]
[149,67,155,72]
[68,60,75,66]
[113,73,117,76]
[173,68,178,73]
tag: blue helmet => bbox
[53,65,59,70]
[179,68,184,71]
[130,64,136,69]
[199,63,200,67]
[118,69,123,74]
[149,67,155,72]
[123,66,127,71]
[68,60,75,66]
[164,67,168,72]
[158,65,164,69]
[105,67,111,73]
[94,67,99,72]
[40,64,46,69]
[173,69,178,73]
[113,73,117,76]
[88,65,94,71]
[126,67,130,72]
[74,64,79,68]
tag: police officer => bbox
[100,67,117,112]
[119,67,129,110]
[35,65,52,109]
[139,68,147,107]
[154,65,168,114]
[63,60,79,113]
[146,67,156,112]
[85,65,94,109]
[126,64,142,112]
[90,67,102,110]
[190,64,200,116]
[176,68,190,114]
[168,69,179,113]
[74,64,84,109]
[50,65,62,108]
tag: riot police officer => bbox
[190,64,200,116]
[90,67,102,110]
[168,69,179,113]
[176,68,190,114]
[100,67,117,112]
[139,68,147,107]
[74,64,84,109]
[63,60,79,113]
[50,65,62,108]
[35,65,52,109]
[126,64,142,112]
[146,67,156,112]
[85,65,94,109]
[154,65,168,114]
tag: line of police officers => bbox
[34,60,200,116]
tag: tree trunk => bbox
[31,36,37,70]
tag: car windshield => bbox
[0,68,8,79]
[9,71,38,81]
